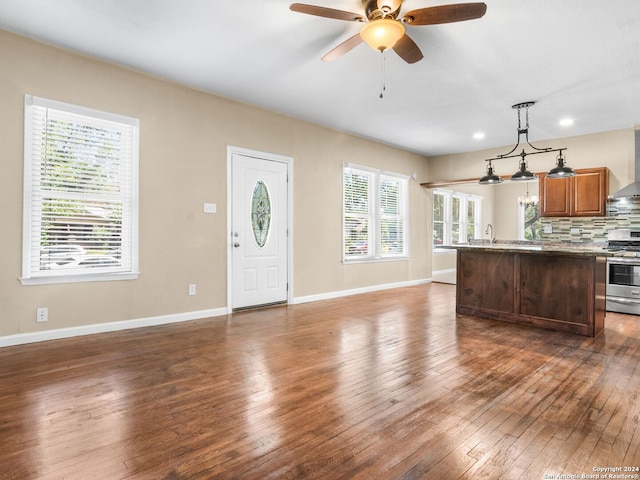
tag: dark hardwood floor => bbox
[1,283,639,479]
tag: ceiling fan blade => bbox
[392,34,423,64]
[402,3,487,25]
[290,3,365,22]
[321,33,364,62]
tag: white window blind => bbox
[379,175,405,256]
[343,164,408,261]
[344,168,373,258]
[22,95,139,284]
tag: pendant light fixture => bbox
[511,156,535,181]
[478,160,503,184]
[547,151,575,178]
[478,101,574,184]
[518,182,539,207]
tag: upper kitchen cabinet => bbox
[539,167,609,217]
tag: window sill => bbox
[433,248,457,254]
[20,271,140,286]
[343,256,409,265]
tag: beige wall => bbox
[0,31,431,338]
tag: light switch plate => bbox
[204,203,216,214]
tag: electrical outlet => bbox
[188,284,196,296]
[36,307,48,322]
[544,225,553,234]
[203,203,216,214]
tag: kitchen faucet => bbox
[485,223,495,243]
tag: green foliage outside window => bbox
[523,203,541,240]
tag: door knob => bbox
[234,242,240,248]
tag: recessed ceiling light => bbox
[559,118,574,127]
[473,132,485,140]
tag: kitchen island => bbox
[453,244,609,336]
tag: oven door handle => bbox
[607,295,640,304]
[607,257,640,264]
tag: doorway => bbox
[227,147,293,311]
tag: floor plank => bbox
[1,283,640,479]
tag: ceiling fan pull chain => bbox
[380,51,386,99]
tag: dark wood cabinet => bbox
[539,167,608,217]
[456,248,606,337]
[456,251,516,313]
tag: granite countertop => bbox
[439,241,622,257]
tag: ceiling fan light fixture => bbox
[377,0,402,14]
[291,1,487,62]
[360,18,405,52]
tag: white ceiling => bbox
[1,0,639,157]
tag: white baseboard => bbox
[1,279,434,348]
[291,278,432,305]
[0,308,228,348]
[432,268,457,284]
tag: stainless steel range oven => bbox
[606,229,640,315]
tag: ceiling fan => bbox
[290,0,487,64]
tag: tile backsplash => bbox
[541,198,640,244]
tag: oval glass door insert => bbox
[251,180,271,248]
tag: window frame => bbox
[518,201,542,241]
[433,188,482,251]
[467,196,480,243]
[21,95,140,285]
[343,163,409,263]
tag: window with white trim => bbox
[467,197,480,242]
[518,202,542,240]
[343,164,408,261]
[433,189,482,249]
[22,95,139,285]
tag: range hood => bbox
[611,129,640,198]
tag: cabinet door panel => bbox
[519,255,593,325]
[539,173,570,217]
[457,251,515,312]
[539,167,608,217]
[571,168,608,216]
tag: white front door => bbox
[231,151,289,309]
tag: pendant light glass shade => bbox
[478,161,503,184]
[511,159,536,181]
[547,151,576,178]
[360,19,405,52]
